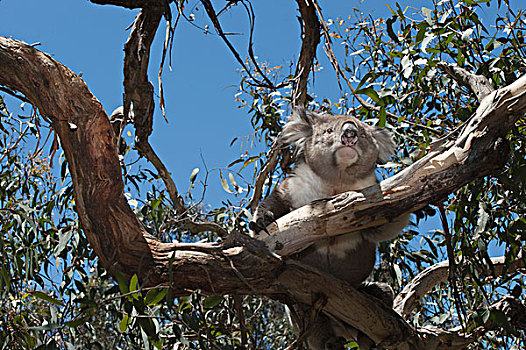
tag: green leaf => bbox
[384,4,397,16]
[203,295,223,308]
[114,270,129,295]
[228,173,240,192]
[421,35,434,53]
[386,17,399,43]
[220,171,233,193]
[119,314,131,333]
[29,322,60,331]
[422,7,433,25]
[145,288,167,306]
[65,317,86,328]
[55,229,73,256]
[378,106,386,127]
[30,291,64,306]
[130,274,138,292]
[354,87,380,104]
[393,264,403,286]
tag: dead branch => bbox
[122,8,185,212]
[248,143,280,214]
[118,8,226,236]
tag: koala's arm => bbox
[362,213,410,243]
[251,179,293,237]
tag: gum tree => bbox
[0,0,525,349]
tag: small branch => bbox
[437,62,494,103]
[200,0,276,89]
[89,0,160,9]
[248,143,280,213]
[158,5,180,120]
[0,86,31,103]
[439,204,466,328]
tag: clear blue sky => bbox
[3,0,502,255]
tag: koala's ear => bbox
[372,127,395,164]
[279,107,317,155]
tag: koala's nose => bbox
[341,123,358,146]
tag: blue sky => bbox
[3,0,500,255]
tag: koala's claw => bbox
[249,211,276,236]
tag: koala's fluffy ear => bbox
[372,127,395,164]
[279,107,316,156]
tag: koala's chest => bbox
[287,176,331,209]
[286,165,346,209]
[286,163,379,209]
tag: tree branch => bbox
[394,252,526,318]
[89,0,162,9]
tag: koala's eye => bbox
[325,128,334,134]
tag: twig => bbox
[440,205,466,330]
[248,142,280,213]
[0,86,31,103]
[200,0,276,89]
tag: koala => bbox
[251,108,409,349]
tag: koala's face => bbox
[280,109,395,183]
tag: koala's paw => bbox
[358,281,395,307]
[249,210,276,237]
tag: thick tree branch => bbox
[1,36,525,349]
